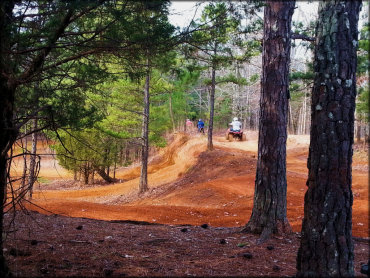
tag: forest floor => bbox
[6,131,369,277]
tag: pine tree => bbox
[242,0,295,241]
[297,1,362,276]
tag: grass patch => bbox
[37,177,51,184]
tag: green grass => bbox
[37,177,51,184]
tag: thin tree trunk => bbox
[207,65,216,151]
[89,170,94,184]
[169,92,176,133]
[135,147,140,161]
[83,163,89,185]
[119,145,123,165]
[199,89,202,115]
[297,1,362,276]
[139,63,150,193]
[245,91,250,130]
[299,106,304,134]
[113,159,116,179]
[250,109,254,130]
[288,102,293,134]
[125,146,130,164]
[255,110,258,131]
[28,118,38,199]
[302,93,307,134]
[356,119,362,143]
[21,133,28,189]
[243,0,295,241]
[364,124,369,146]
[73,169,77,181]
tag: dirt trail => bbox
[27,131,369,237]
[33,134,206,203]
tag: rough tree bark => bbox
[83,163,90,185]
[296,1,362,276]
[243,1,295,241]
[139,65,150,193]
[0,82,15,278]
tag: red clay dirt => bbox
[25,131,369,237]
[5,131,369,277]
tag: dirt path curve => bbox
[29,131,369,237]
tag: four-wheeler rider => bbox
[226,117,246,141]
[197,119,205,133]
[229,117,242,132]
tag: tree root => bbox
[241,218,292,244]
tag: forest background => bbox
[15,1,368,188]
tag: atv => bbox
[226,128,246,141]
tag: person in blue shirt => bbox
[197,119,205,133]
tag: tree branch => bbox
[291,33,315,41]
[18,8,75,84]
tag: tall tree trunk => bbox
[28,119,38,199]
[296,1,362,276]
[0,4,16,274]
[243,1,295,241]
[139,67,150,193]
[207,65,216,151]
[0,85,15,277]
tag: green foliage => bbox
[214,95,232,128]
[357,86,369,122]
[51,128,121,174]
[357,23,369,75]
[180,1,262,129]
[289,62,314,103]
[188,2,261,71]
[249,73,259,84]
[290,71,314,81]
[356,22,369,122]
